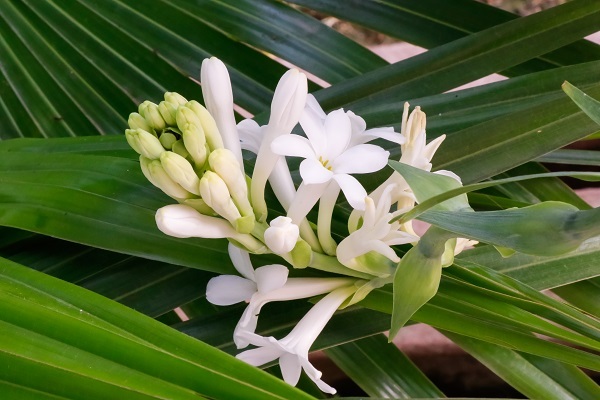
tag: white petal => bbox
[269,69,308,132]
[264,217,299,254]
[271,135,315,159]
[305,94,326,120]
[333,144,390,174]
[422,134,446,164]
[299,358,337,395]
[368,240,401,263]
[300,105,326,155]
[237,119,262,154]
[324,109,352,160]
[347,110,366,137]
[280,353,302,386]
[364,127,405,145]
[228,243,255,281]
[237,346,283,367]
[205,275,256,305]
[155,204,236,239]
[254,264,289,294]
[201,57,242,165]
[435,169,462,183]
[299,158,333,184]
[333,174,367,210]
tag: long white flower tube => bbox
[155,204,265,253]
[201,57,243,169]
[250,69,308,222]
[205,245,355,348]
[236,285,356,394]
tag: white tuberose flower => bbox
[272,107,390,219]
[206,244,354,348]
[337,184,419,274]
[237,285,356,394]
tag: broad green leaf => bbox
[315,0,600,110]
[289,0,600,76]
[538,149,600,166]
[167,0,387,82]
[0,150,235,274]
[0,256,314,399]
[325,334,444,399]
[553,278,600,317]
[563,80,600,125]
[444,331,599,400]
[457,240,600,290]
[419,202,600,256]
[395,169,600,223]
[362,288,600,372]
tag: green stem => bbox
[310,253,374,280]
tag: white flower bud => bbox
[139,101,166,131]
[128,112,154,133]
[264,216,299,254]
[147,159,195,199]
[171,139,190,159]
[209,149,253,218]
[180,123,207,167]
[200,171,248,232]
[155,204,265,253]
[160,152,201,196]
[158,101,178,126]
[125,128,164,160]
[186,101,224,151]
[201,57,243,166]
[164,92,188,107]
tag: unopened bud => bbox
[147,159,195,199]
[128,112,154,133]
[125,129,164,159]
[180,123,207,167]
[171,139,190,159]
[182,198,216,216]
[158,101,178,126]
[200,171,248,232]
[209,149,253,218]
[160,152,201,195]
[175,104,198,126]
[264,216,299,254]
[164,92,188,107]
[186,101,224,151]
[139,101,166,131]
[159,132,178,150]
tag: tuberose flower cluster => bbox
[125,57,473,394]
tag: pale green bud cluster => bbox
[125,92,255,234]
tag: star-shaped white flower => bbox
[337,184,419,275]
[206,244,354,348]
[272,107,390,219]
[236,285,356,394]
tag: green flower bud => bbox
[159,132,178,150]
[182,198,216,216]
[147,159,195,200]
[158,101,178,126]
[164,92,188,107]
[171,139,190,159]
[128,112,154,133]
[160,152,201,196]
[176,106,203,130]
[208,148,254,218]
[181,123,208,167]
[200,171,247,231]
[139,101,166,131]
[186,101,224,151]
[125,128,164,160]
